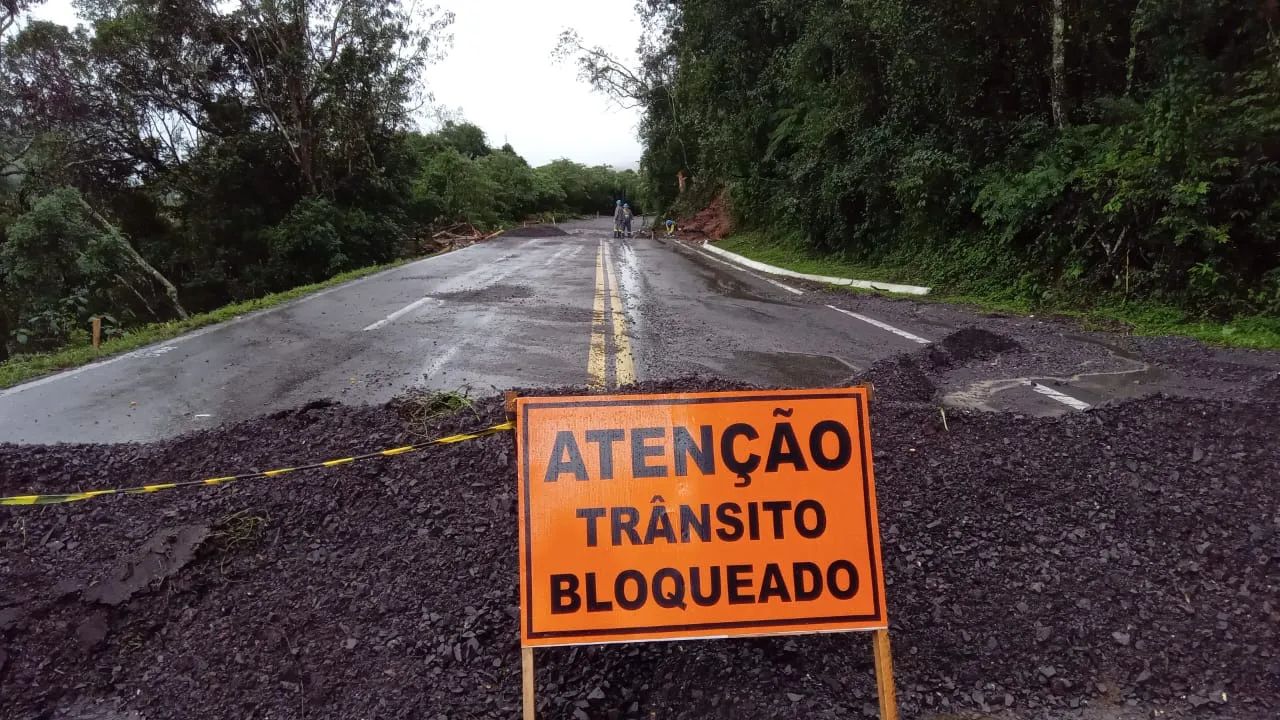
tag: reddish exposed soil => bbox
[678,192,733,241]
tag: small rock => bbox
[76,612,109,651]
[1192,447,1204,463]
[0,607,22,632]
[1112,631,1131,646]
[786,693,803,702]
[1038,666,1057,679]
[587,687,605,701]
[343,638,359,650]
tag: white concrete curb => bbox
[701,242,931,296]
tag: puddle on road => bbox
[941,361,1210,416]
[694,263,796,306]
[692,351,858,387]
[937,329,1227,415]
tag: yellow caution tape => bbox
[0,421,515,507]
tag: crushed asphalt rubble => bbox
[1,329,1277,720]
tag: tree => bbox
[1,0,39,37]
[477,149,536,219]
[619,0,1280,316]
[556,4,692,207]
[414,147,499,225]
[1050,0,1067,127]
[1,188,130,348]
[433,120,490,159]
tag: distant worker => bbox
[622,203,633,238]
[612,199,625,239]
[664,218,676,236]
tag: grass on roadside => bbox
[395,388,483,438]
[716,233,1280,350]
[717,233,915,285]
[0,257,419,390]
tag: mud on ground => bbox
[818,290,1280,411]
[1,334,1277,720]
[500,225,570,239]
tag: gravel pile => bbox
[1,336,1276,719]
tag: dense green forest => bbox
[0,0,638,360]
[592,1,1280,320]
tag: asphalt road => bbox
[0,217,1273,443]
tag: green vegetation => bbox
[0,257,412,389]
[0,1,640,363]
[396,388,483,437]
[720,233,1280,349]
[569,2,1280,337]
[717,233,916,286]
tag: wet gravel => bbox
[1,341,1277,720]
[816,290,1280,405]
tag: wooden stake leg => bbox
[521,647,536,720]
[872,629,898,720]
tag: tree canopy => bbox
[613,0,1280,317]
[0,1,638,359]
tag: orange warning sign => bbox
[516,388,887,647]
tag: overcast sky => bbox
[28,0,646,168]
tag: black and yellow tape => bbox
[0,420,515,507]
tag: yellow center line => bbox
[603,243,636,386]
[587,241,608,389]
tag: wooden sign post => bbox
[513,387,897,719]
[91,316,102,351]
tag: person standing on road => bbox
[622,203,634,238]
[612,199,625,238]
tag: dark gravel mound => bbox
[501,224,570,238]
[939,326,1023,363]
[859,355,936,403]
[857,327,1024,403]
[2,385,1277,719]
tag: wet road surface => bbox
[1,217,1274,443]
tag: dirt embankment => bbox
[676,192,733,241]
[1,332,1277,720]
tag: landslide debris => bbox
[1,375,1276,719]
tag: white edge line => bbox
[362,296,438,332]
[422,345,461,380]
[826,305,931,345]
[702,242,931,295]
[0,250,461,398]
[1030,382,1092,411]
[694,248,804,295]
